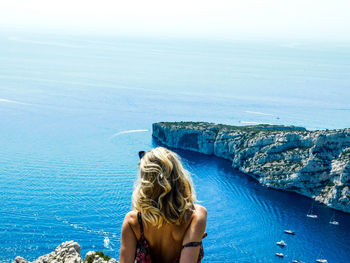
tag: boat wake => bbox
[244,110,274,116]
[110,129,148,139]
[55,216,116,250]
[0,98,31,105]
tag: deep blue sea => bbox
[1,31,350,262]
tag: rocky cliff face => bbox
[13,241,119,263]
[153,122,350,213]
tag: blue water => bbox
[1,31,350,262]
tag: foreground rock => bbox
[13,241,118,263]
[153,122,350,213]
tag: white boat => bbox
[284,229,295,235]
[306,201,318,219]
[276,240,287,247]
[306,214,318,218]
[316,259,328,263]
[292,260,305,263]
[275,253,285,258]
[329,213,339,225]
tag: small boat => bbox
[292,260,305,263]
[329,213,339,225]
[275,253,285,258]
[284,229,295,235]
[306,214,318,218]
[306,201,318,218]
[316,259,328,263]
[276,240,287,247]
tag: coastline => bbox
[152,121,350,213]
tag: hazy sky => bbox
[1,0,349,41]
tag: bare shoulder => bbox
[123,211,139,230]
[122,211,142,239]
[182,204,207,245]
[124,211,138,224]
[193,204,207,222]
[120,211,138,262]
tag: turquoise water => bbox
[0,31,350,262]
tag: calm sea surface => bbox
[0,31,350,262]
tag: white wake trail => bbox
[244,110,274,116]
[110,129,148,139]
[0,98,31,105]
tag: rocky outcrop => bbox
[13,241,118,263]
[153,122,350,213]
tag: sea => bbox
[0,30,350,262]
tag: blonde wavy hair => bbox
[132,147,196,227]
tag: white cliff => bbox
[13,241,118,263]
[152,122,350,213]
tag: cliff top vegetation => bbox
[157,121,307,133]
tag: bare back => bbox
[123,204,207,263]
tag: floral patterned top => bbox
[135,212,206,263]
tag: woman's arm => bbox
[179,205,207,263]
[120,212,137,263]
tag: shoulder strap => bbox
[182,232,207,248]
[137,212,144,235]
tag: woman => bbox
[120,147,207,263]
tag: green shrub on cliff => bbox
[327,181,335,187]
[85,251,111,263]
